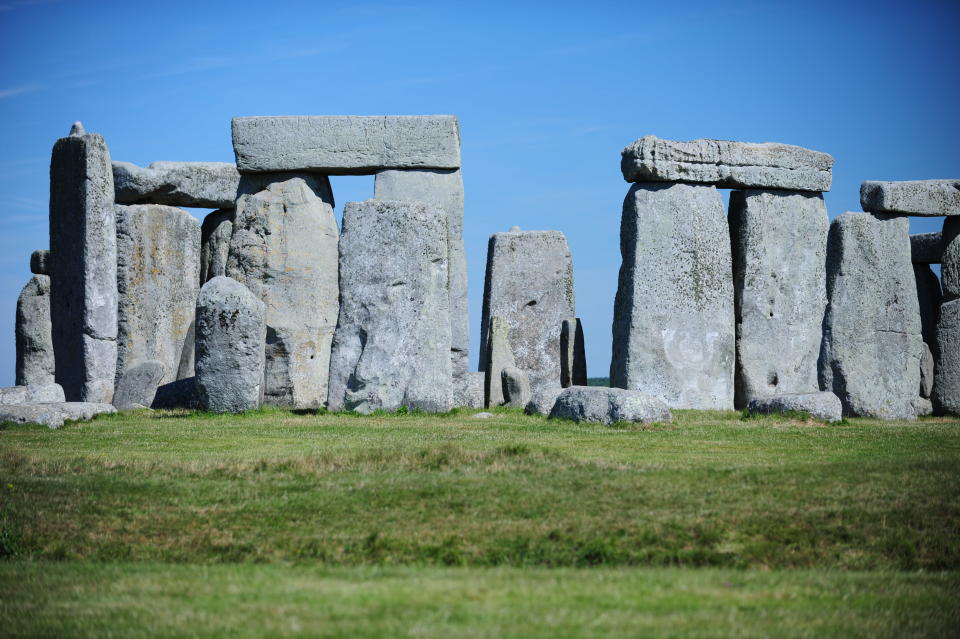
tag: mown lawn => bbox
[1,407,958,637]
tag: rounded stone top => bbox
[69,121,86,136]
[509,225,521,232]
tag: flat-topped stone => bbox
[232,116,461,174]
[621,135,833,191]
[746,392,843,423]
[549,386,672,425]
[911,232,942,263]
[0,402,115,429]
[860,180,960,217]
[113,161,241,209]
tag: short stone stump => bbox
[549,386,672,425]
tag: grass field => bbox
[1,407,958,637]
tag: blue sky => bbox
[0,0,957,385]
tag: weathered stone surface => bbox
[746,392,843,423]
[911,232,942,264]
[30,249,50,275]
[16,275,55,387]
[232,116,461,174]
[0,383,65,405]
[920,342,935,399]
[152,377,198,409]
[327,200,452,413]
[729,190,828,407]
[501,366,531,409]
[560,318,587,387]
[483,316,516,408]
[550,386,672,425]
[375,168,468,375]
[113,161,240,209]
[0,402,115,428]
[113,360,166,410]
[453,372,484,409]
[227,175,339,408]
[524,385,564,417]
[914,264,942,358]
[934,298,960,415]
[49,123,117,403]
[195,277,266,413]
[819,213,923,419]
[941,218,960,300]
[860,179,960,217]
[200,209,233,284]
[621,136,833,191]
[610,183,735,409]
[915,397,934,416]
[116,204,201,386]
[480,230,575,397]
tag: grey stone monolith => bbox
[16,274,55,387]
[112,360,166,410]
[327,200,452,413]
[483,316,516,408]
[501,366,531,409]
[480,230,575,397]
[524,386,564,417]
[610,183,735,409]
[227,175,339,409]
[30,250,50,275]
[941,218,960,300]
[729,190,828,407]
[49,122,117,402]
[819,213,923,419]
[195,277,266,413]
[860,179,960,217]
[914,264,942,358]
[911,232,942,264]
[746,392,843,423]
[560,318,587,388]
[549,386,672,425]
[113,161,240,209]
[200,209,234,284]
[374,168,468,376]
[934,299,960,414]
[116,204,201,386]
[453,372,484,409]
[920,342,935,399]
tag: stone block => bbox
[914,264,942,358]
[0,401,115,429]
[113,161,240,209]
[549,386,672,425]
[16,274,55,387]
[524,385,564,417]
[560,318,587,387]
[113,360,166,410]
[746,392,843,423]
[452,372,484,409]
[911,232,942,264]
[200,209,233,284]
[30,250,49,275]
[860,179,960,216]
[501,365,530,409]
[941,218,960,300]
[920,342,935,399]
[0,384,65,405]
[934,298,960,415]
[483,316,515,408]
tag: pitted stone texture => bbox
[30,250,50,275]
[116,204,201,386]
[941,218,960,300]
[113,360,166,410]
[746,392,843,423]
[920,342,935,399]
[550,386,672,425]
[200,209,233,284]
[375,168,468,375]
[0,384,65,405]
[911,232,942,264]
[611,183,734,409]
[327,200,452,414]
[819,213,923,419]
[453,372,484,409]
[560,318,587,387]
[16,275,55,387]
[860,180,960,217]
[934,299,960,415]
[524,385,564,417]
[113,161,240,209]
[0,402,115,429]
[232,116,461,174]
[195,277,266,413]
[729,190,828,407]
[227,175,339,408]
[49,125,117,402]
[480,230,575,397]
[501,366,531,409]
[483,316,516,408]
[914,264,942,358]
[621,136,833,191]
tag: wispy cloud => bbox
[0,85,43,99]
[0,0,58,13]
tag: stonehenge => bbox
[113,161,240,209]
[861,180,960,217]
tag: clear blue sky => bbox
[0,0,957,386]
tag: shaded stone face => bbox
[911,232,942,264]
[113,161,240,209]
[914,264,942,359]
[483,316,516,408]
[200,209,234,285]
[549,386,672,425]
[30,250,50,275]
[610,183,734,409]
[860,179,960,217]
[934,299,960,415]
[112,360,166,410]
[16,274,55,387]
[560,318,587,388]
[500,365,530,409]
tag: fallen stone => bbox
[327,200,452,413]
[0,384,65,405]
[453,372,484,409]
[524,385,564,417]
[560,318,587,387]
[113,161,240,209]
[30,249,50,275]
[860,179,960,216]
[941,218,960,300]
[16,275,55,387]
[621,135,833,191]
[49,122,117,403]
[200,209,233,284]
[483,316,516,408]
[911,232,942,264]
[549,386,672,425]
[934,298,960,415]
[920,342,935,399]
[611,183,735,409]
[501,366,531,409]
[915,264,942,358]
[819,213,923,419]
[232,116,461,174]
[729,189,828,407]
[195,277,266,413]
[113,360,166,410]
[746,392,843,423]
[0,402,115,429]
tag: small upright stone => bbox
[113,360,166,410]
[69,122,85,136]
[549,386,672,425]
[560,318,587,387]
[483,316,516,408]
[860,180,960,217]
[16,275,55,387]
[200,209,233,284]
[30,250,50,275]
[501,366,531,409]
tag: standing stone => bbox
[819,213,923,419]
[227,175,339,408]
[200,209,234,284]
[920,342,935,399]
[116,204,201,386]
[480,230,575,396]
[914,264,942,358]
[560,318,587,387]
[934,299,960,414]
[16,275,55,387]
[327,200,452,413]
[49,122,117,402]
[374,168,468,376]
[729,190,828,407]
[611,183,734,409]
[195,277,266,413]
[30,250,50,275]
[113,360,166,410]
[483,316,516,408]
[941,218,960,300]
[453,372,484,409]
[501,366,531,409]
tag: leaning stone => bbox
[911,232,942,264]
[452,372,484,409]
[375,168,468,375]
[16,275,55,387]
[30,249,50,275]
[227,175,339,409]
[116,204,201,386]
[195,277,267,413]
[560,318,587,387]
[501,366,531,409]
[0,384,65,405]
[915,264,942,358]
[327,200,452,413]
[746,392,843,423]
[49,123,117,403]
[860,179,960,217]
[483,316,516,408]
[819,213,923,419]
[941,218,960,300]
[934,298,960,415]
[200,209,233,284]
[621,136,833,191]
[113,360,166,410]
[549,386,672,425]
[0,402,115,429]
[920,342,935,399]
[524,386,564,417]
[232,116,461,174]
[611,183,735,409]
[113,161,240,209]
[729,190,828,407]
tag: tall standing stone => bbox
[935,218,960,414]
[610,183,734,409]
[49,122,117,402]
[819,213,922,419]
[16,274,55,387]
[914,263,942,358]
[327,200,452,413]
[729,190,828,407]
[227,175,339,408]
[200,209,234,284]
[560,318,587,387]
